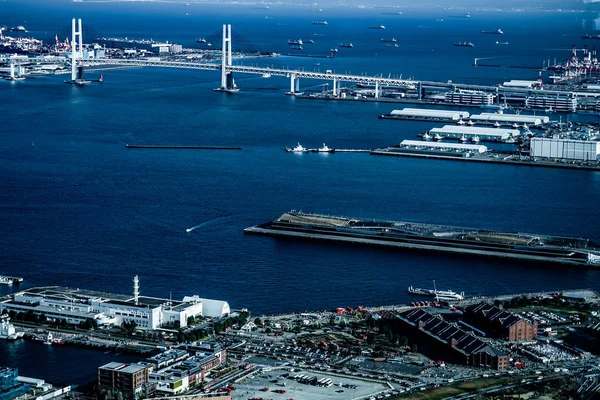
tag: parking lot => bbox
[232,367,391,400]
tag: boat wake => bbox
[186,214,233,233]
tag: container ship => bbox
[244,211,600,267]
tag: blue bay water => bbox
[1,1,600,383]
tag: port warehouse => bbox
[530,138,600,161]
[0,286,230,330]
[428,125,520,141]
[381,108,470,121]
[393,140,488,158]
[469,113,549,126]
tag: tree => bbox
[254,318,262,326]
[187,316,195,326]
[411,344,419,353]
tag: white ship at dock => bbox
[0,315,24,340]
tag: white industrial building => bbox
[470,113,549,126]
[445,90,495,106]
[400,140,488,153]
[429,125,519,142]
[530,138,600,161]
[389,108,470,120]
[502,80,540,89]
[0,278,230,330]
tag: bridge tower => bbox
[215,24,238,92]
[65,18,88,85]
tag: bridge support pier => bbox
[374,81,379,99]
[332,78,337,96]
[9,62,15,79]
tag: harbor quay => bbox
[3,281,600,400]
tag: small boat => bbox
[0,315,24,340]
[385,43,399,47]
[495,41,509,45]
[380,37,397,43]
[261,73,272,78]
[330,48,338,53]
[369,25,386,30]
[522,123,529,130]
[512,123,519,129]
[471,136,480,143]
[196,38,207,43]
[339,43,353,48]
[0,276,13,285]
[312,21,328,25]
[459,135,468,143]
[306,39,314,44]
[206,43,212,47]
[286,143,306,152]
[422,132,432,140]
[545,107,554,113]
[291,45,303,50]
[466,120,474,126]
[288,39,303,45]
[493,121,500,128]
[456,119,465,125]
[433,133,443,141]
[504,137,517,144]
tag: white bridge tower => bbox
[215,24,238,92]
[66,18,89,85]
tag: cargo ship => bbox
[369,25,386,30]
[339,43,353,48]
[453,42,474,47]
[312,21,328,25]
[481,29,503,34]
[244,211,600,267]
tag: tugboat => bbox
[286,143,306,152]
[317,143,334,153]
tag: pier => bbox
[125,145,242,150]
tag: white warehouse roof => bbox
[183,296,230,317]
[472,112,549,125]
[390,108,470,119]
[430,125,520,137]
[401,140,488,153]
[502,80,538,88]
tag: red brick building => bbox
[465,302,538,341]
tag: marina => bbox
[245,211,600,267]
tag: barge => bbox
[244,211,600,267]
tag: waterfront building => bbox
[0,285,230,331]
[525,93,578,112]
[98,363,149,400]
[0,368,30,400]
[148,343,226,394]
[464,302,538,341]
[530,138,600,161]
[445,90,495,106]
[398,309,509,370]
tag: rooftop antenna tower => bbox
[133,275,140,305]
